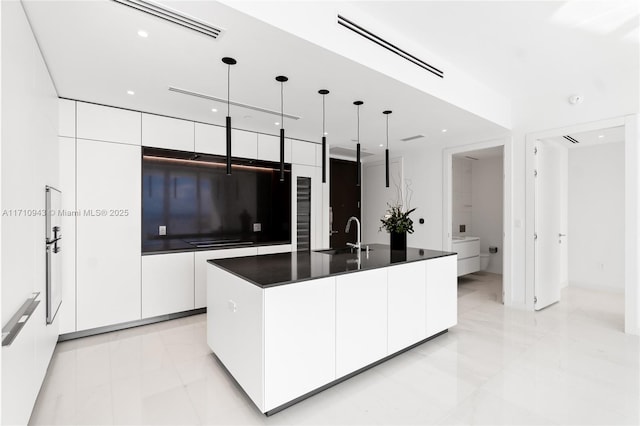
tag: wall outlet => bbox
[253,223,262,232]
[459,224,466,232]
[159,225,166,236]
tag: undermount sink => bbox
[316,246,371,255]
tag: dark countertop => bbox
[208,244,456,288]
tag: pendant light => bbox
[319,89,329,183]
[276,76,288,182]
[383,110,392,188]
[222,57,236,175]
[354,100,363,187]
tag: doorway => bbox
[531,126,626,321]
[451,146,504,304]
[330,158,360,248]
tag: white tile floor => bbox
[30,272,639,425]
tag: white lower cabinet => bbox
[264,277,336,410]
[142,252,195,318]
[426,255,458,336]
[256,244,292,255]
[194,247,257,309]
[387,262,427,353]
[76,139,141,330]
[335,268,388,377]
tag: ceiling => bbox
[453,146,504,160]
[22,0,509,154]
[547,125,625,148]
[350,1,639,104]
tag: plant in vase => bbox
[379,180,416,251]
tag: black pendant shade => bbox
[222,57,236,175]
[319,89,329,183]
[383,110,392,188]
[276,76,288,182]
[354,101,363,187]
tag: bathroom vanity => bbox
[206,244,457,415]
[452,236,480,276]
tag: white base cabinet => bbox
[142,252,195,318]
[207,254,457,414]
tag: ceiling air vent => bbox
[400,134,425,142]
[112,0,223,39]
[563,135,580,144]
[337,15,444,79]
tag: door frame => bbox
[443,136,511,305]
[525,115,639,334]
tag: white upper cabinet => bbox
[76,102,141,145]
[291,140,317,166]
[58,99,75,137]
[257,133,291,163]
[232,128,258,159]
[142,114,194,151]
[195,123,225,155]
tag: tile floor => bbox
[30,272,639,425]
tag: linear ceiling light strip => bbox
[337,14,444,79]
[168,87,301,120]
[112,0,222,39]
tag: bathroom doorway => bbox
[450,146,504,304]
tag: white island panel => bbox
[387,261,427,353]
[336,268,388,377]
[264,276,336,410]
[426,255,458,336]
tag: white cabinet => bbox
[76,102,141,145]
[194,122,225,155]
[425,255,457,337]
[335,268,387,377]
[142,252,195,318]
[264,277,336,410]
[387,262,426,353]
[76,139,141,330]
[58,99,75,137]
[194,247,257,309]
[58,137,76,334]
[232,128,257,159]
[452,238,480,276]
[257,133,291,163]
[291,140,317,166]
[142,114,194,151]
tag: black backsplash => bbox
[142,147,291,253]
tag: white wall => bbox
[362,158,403,245]
[569,142,625,291]
[471,155,504,275]
[1,1,60,424]
[452,157,472,236]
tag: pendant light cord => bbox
[227,65,230,116]
[322,95,325,134]
[280,82,284,129]
[357,104,360,143]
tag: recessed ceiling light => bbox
[598,134,604,138]
[379,144,384,147]
[211,108,218,112]
[275,122,280,126]
[244,115,252,119]
[324,132,328,136]
[127,90,135,95]
[441,128,448,133]
[137,30,148,38]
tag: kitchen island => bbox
[206,244,457,415]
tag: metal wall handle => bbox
[2,292,40,346]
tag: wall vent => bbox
[337,15,444,79]
[563,135,580,144]
[400,134,425,142]
[112,0,224,39]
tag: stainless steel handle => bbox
[330,230,339,235]
[2,293,40,346]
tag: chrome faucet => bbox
[345,216,361,251]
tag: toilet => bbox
[479,253,490,271]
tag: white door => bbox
[534,140,566,310]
